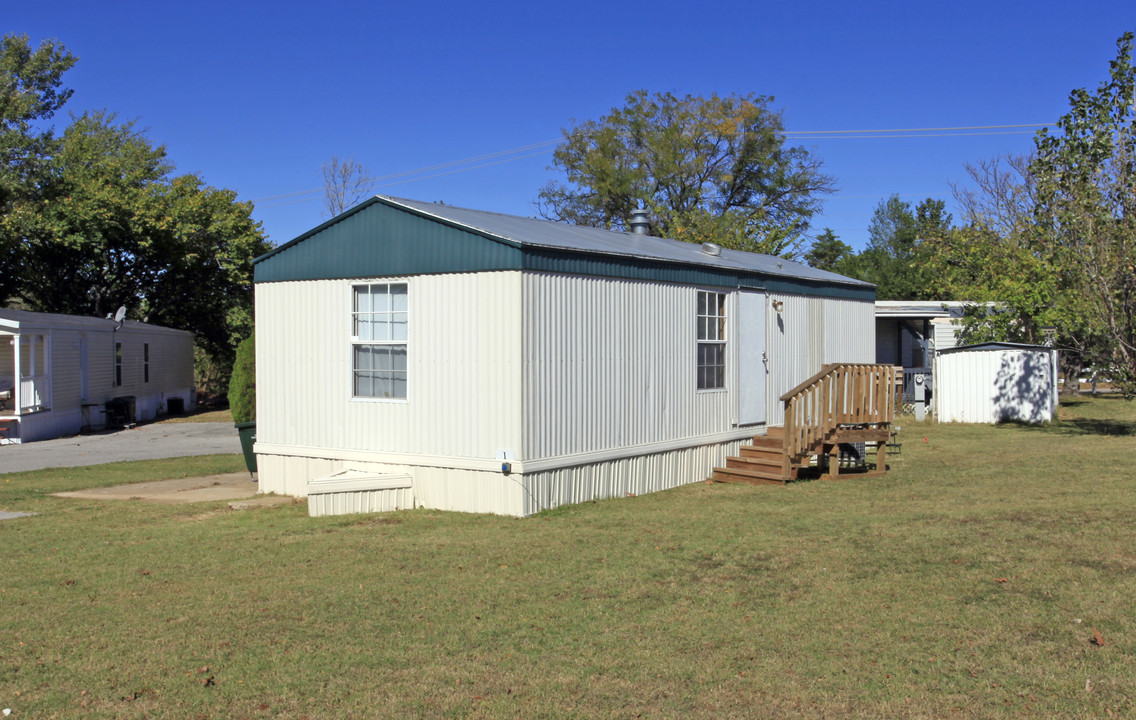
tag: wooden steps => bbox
[713,463,786,486]
[712,364,899,488]
[713,425,892,486]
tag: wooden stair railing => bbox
[713,363,900,485]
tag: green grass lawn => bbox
[1,396,1134,719]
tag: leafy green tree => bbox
[18,111,270,368]
[853,195,951,299]
[803,228,853,272]
[1030,31,1136,394]
[538,90,835,257]
[20,112,173,317]
[0,33,76,301]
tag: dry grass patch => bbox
[158,408,234,424]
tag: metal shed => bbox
[251,195,879,516]
[934,342,1058,424]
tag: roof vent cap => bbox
[700,242,722,256]
[629,207,650,235]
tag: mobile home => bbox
[252,196,878,516]
[0,309,195,443]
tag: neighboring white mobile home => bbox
[252,196,877,516]
[0,309,195,443]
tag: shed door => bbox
[737,290,767,425]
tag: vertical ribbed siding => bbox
[308,487,415,516]
[520,439,742,515]
[935,348,1056,424]
[824,299,875,364]
[521,273,731,460]
[766,294,875,425]
[766,294,810,426]
[256,271,523,460]
[936,350,995,422]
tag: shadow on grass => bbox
[1004,390,1136,433]
[1051,418,1136,436]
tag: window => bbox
[697,290,726,390]
[115,342,123,387]
[143,343,150,383]
[352,283,408,399]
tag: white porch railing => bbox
[18,375,49,412]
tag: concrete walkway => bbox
[0,422,242,474]
[54,471,262,504]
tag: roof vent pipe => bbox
[629,207,650,235]
[700,242,722,256]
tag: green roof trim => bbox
[254,196,875,301]
[253,199,522,283]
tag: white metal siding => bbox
[521,273,732,460]
[258,452,530,515]
[256,272,524,461]
[932,319,961,351]
[825,299,875,364]
[766,294,874,425]
[935,348,1057,423]
[521,438,743,515]
[308,486,415,516]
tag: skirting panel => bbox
[308,487,415,516]
[257,453,528,516]
[520,438,743,516]
[258,437,743,518]
[16,409,81,443]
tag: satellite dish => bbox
[114,306,126,323]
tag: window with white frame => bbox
[352,283,408,399]
[114,342,123,387]
[697,290,726,390]
[143,343,150,383]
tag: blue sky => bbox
[10,1,1134,253]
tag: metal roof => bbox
[875,302,953,318]
[0,308,192,336]
[937,342,1054,355]
[381,196,871,288]
[254,195,872,292]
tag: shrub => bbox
[228,332,255,424]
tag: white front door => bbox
[737,290,768,425]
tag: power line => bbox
[252,122,1051,208]
[256,150,554,209]
[786,122,1048,134]
[252,139,559,204]
[787,130,1039,139]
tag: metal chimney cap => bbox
[629,208,650,235]
[700,242,722,256]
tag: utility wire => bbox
[258,150,552,209]
[786,122,1048,134]
[787,130,1039,139]
[252,123,1051,207]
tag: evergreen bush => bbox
[228,332,256,424]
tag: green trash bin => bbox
[235,421,257,478]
